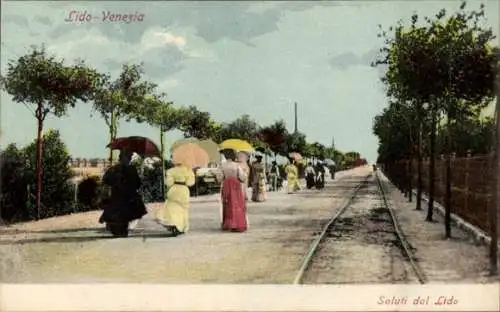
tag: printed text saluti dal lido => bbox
[65,11,145,23]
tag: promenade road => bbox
[0,168,365,283]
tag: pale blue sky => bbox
[1,1,499,162]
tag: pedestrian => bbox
[99,149,147,238]
[218,149,248,232]
[329,164,336,180]
[251,155,267,202]
[305,162,316,189]
[237,152,250,201]
[268,161,280,191]
[315,161,325,189]
[285,157,301,194]
[156,161,196,236]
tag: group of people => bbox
[97,148,333,238]
[304,161,326,189]
[97,148,271,237]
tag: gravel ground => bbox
[378,171,500,283]
[2,167,494,284]
[0,169,366,283]
[302,173,419,284]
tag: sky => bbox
[1,0,499,162]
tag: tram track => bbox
[293,170,427,284]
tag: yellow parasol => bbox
[220,139,254,152]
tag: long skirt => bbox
[99,194,147,237]
[156,184,190,233]
[221,176,247,232]
[287,177,300,193]
[241,182,248,201]
[306,173,315,189]
[315,174,325,189]
[251,180,267,202]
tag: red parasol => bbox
[106,136,161,158]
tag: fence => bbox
[68,158,116,168]
[383,153,494,233]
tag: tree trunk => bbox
[408,154,413,202]
[416,112,423,210]
[35,103,44,220]
[445,115,453,238]
[407,123,413,202]
[108,109,117,164]
[426,103,437,222]
[160,126,166,199]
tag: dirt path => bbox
[302,173,419,284]
[0,169,365,283]
[378,171,500,283]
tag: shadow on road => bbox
[0,229,177,245]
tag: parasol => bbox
[219,139,254,152]
[172,143,210,168]
[107,136,161,158]
[171,138,220,163]
[324,159,336,166]
[170,138,199,152]
[197,139,220,163]
[289,152,302,160]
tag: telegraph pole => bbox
[294,102,298,133]
[331,136,336,162]
[491,48,500,275]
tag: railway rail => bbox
[293,170,428,284]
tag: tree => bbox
[135,95,181,198]
[177,106,214,139]
[23,129,74,219]
[259,119,289,158]
[220,114,262,146]
[93,63,157,163]
[374,1,496,227]
[0,45,103,219]
[284,131,307,156]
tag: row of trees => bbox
[372,1,498,271]
[1,45,364,221]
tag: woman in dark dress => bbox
[315,161,325,189]
[99,149,147,237]
[305,162,316,189]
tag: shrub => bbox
[0,144,28,222]
[22,129,74,219]
[77,175,107,211]
[141,162,165,203]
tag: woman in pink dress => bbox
[218,149,248,232]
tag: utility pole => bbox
[331,136,336,162]
[294,102,298,133]
[491,47,500,275]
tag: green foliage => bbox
[77,176,106,211]
[284,132,307,155]
[259,119,288,155]
[0,144,28,221]
[92,63,157,152]
[23,129,74,218]
[0,130,74,221]
[0,45,104,120]
[373,1,498,163]
[177,106,214,139]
